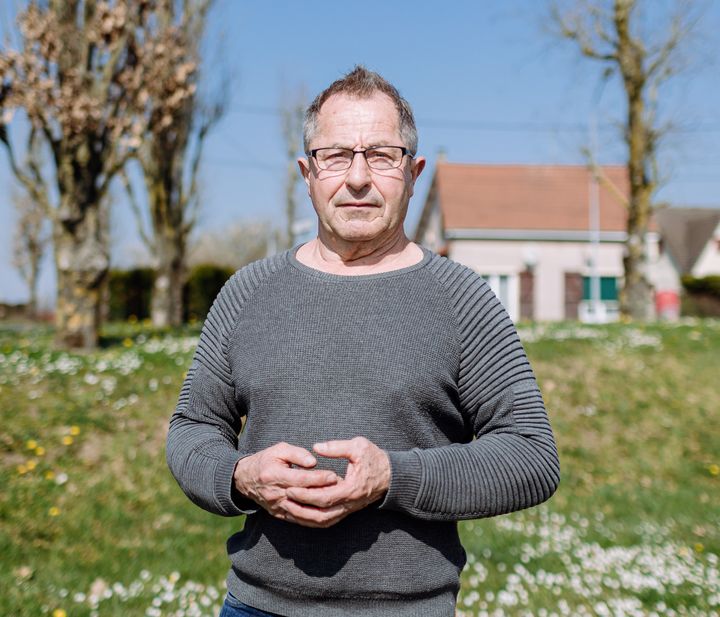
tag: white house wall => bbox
[448,239,625,321]
[692,222,720,277]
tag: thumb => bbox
[313,439,355,459]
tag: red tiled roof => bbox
[434,163,630,232]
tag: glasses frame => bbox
[308,146,413,171]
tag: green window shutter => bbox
[582,276,618,301]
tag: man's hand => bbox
[233,442,339,524]
[284,437,391,528]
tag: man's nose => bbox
[344,151,372,191]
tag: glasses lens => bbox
[366,147,404,170]
[315,148,354,171]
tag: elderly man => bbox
[167,66,560,617]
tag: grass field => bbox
[1,320,718,617]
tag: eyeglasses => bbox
[308,146,413,171]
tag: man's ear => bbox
[407,156,426,198]
[298,157,312,191]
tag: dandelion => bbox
[49,506,60,517]
[128,314,138,324]
[26,439,38,450]
[69,425,81,436]
[35,446,46,456]
[45,470,56,481]
[26,459,37,471]
[52,609,66,617]
[694,543,704,553]
[708,464,719,476]
[62,436,74,446]
[122,338,134,348]
[17,464,28,475]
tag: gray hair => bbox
[303,65,418,155]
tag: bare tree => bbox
[551,0,702,319]
[12,191,50,319]
[188,220,270,270]
[123,0,223,328]
[280,86,305,250]
[0,1,198,348]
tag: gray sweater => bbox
[166,246,560,617]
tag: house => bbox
[655,207,720,278]
[414,162,666,322]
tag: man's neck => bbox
[295,234,424,275]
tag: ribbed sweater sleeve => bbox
[166,257,280,516]
[380,260,560,520]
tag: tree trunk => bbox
[620,81,654,320]
[53,203,109,349]
[285,159,297,250]
[151,232,186,328]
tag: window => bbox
[481,274,510,307]
[582,276,618,301]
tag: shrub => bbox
[108,268,155,321]
[183,264,235,322]
[681,275,720,317]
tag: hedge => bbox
[681,275,720,317]
[108,264,235,323]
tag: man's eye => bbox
[324,149,350,160]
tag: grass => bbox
[1,320,718,617]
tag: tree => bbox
[280,86,306,250]
[188,220,270,271]
[12,190,50,319]
[123,0,223,328]
[551,0,701,319]
[0,1,197,348]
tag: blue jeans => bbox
[219,592,284,617]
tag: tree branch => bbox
[120,166,153,251]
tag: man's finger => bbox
[283,499,348,528]
[272,442,317,468]
[286,482,351,508]
[277,467,339,488]
[312,439,358,459]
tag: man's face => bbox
[298,93,425,247]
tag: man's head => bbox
[303,66,418,156]
[298,66,425,249]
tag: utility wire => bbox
[226,104,720,133]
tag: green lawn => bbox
[1,320,718,617]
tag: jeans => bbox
[219,592,283,617]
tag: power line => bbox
[226,104,720,134]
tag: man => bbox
[167,66,560,617]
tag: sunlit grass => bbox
[1,320,718,616]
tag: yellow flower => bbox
[62,436,73,446]
[48,507,60,517]
[17,464,28,475]
[709,464,720,477]
[695,542,704,553]
[45,470,56,481]
[69,426,80,436]
[122,337,134,348]
[26,459,37,471]
[35,446,46,456]
[52,609,66,617]
[26,439,37,450]
[127,314,138,324]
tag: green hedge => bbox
[183,264,235,322]
[108,264,235,323]
[681,275,720,317]
[108,268,155,321]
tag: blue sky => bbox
[1,1,719,305]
